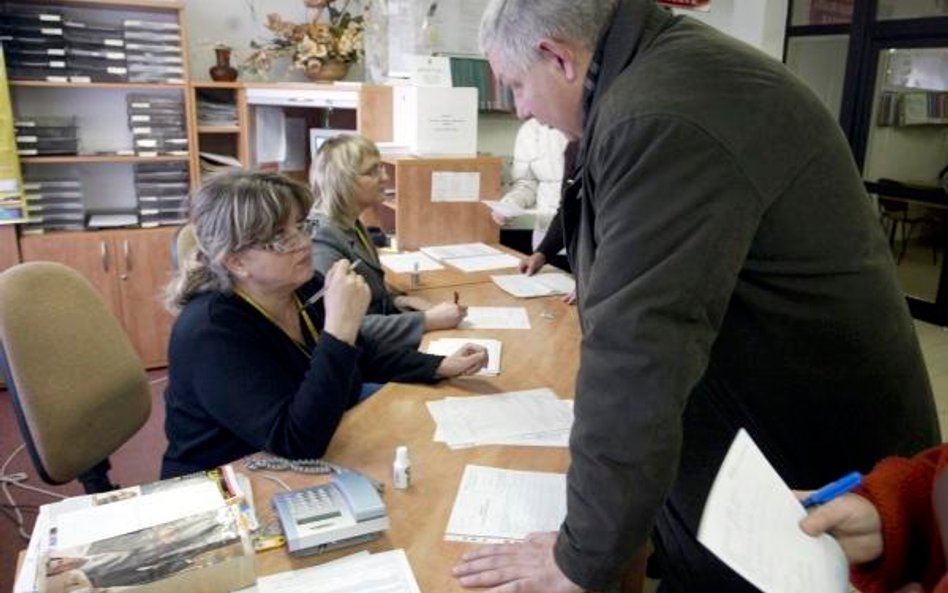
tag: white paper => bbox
[431,171,480,203]
[379,252,444,273]
[255,105,287,164]
[447,253,522,272]
[13,510,48,593]
[445,465,566,543]
[491,273,576,298]
[239,549,420,593]
[482,200,525,218]
[408,55,453,87]
[697,429,849,593]
[459,306,531,330]
[427,388,572,448]
[420,243,502,261]
[53,481,226,550]
[427,338,502,376]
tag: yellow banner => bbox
[0,47,26,224]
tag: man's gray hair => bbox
[479,0,618,74]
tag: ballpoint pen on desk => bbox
[801,471,863,508]
[300,260,362,309]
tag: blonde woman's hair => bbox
[309,134,380,227]
[164,171,314,311]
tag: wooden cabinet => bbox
[20,227,177,368]
[365,156,502,251]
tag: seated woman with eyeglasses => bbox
[160,171,487,478]
[309,134,466,349]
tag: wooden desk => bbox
[384,244,565,293]
[253,284,580,591]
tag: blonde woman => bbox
[309,134,465,350]
[161,171,487,478]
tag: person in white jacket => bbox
[492,118,570,273]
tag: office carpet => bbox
[0,371,168,592]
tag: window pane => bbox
[863,46,948,303]
[785,35,849,119]
[790,0,854,26]
[876,0,948,21]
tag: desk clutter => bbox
[15,466,256,593]
[0,5,183,83]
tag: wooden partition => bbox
[384,155,502,251]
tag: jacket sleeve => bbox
[501,121,540,209]
[357,332,443,385]
[536,206,565,260]
[189,319,362,461]
[358,311,426,350]
[851,445,948,593]
[553,115,767,590]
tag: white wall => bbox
[676,0,789,61]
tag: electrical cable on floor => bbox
[0,444,67,540]
[255,473,292,492]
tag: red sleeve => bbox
[851,445,948,593]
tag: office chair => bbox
[0,262,151,493]
[171,223,197,271]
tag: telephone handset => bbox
[273,471,389,556]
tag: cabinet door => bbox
[114,227,177,368]
[19,231,123,316]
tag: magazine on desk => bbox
[17,466,256,593]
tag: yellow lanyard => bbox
[234,289,319,358]
[353,223,379,265]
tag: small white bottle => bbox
[392,445,412,489]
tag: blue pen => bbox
[801,471,863,508]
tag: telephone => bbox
[273,471,389,556]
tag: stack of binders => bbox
[127,93,189,157]
[21,177,85,234]
[124,19,184,83]
[0,6,69,82]
[14,116,79,156]
[62,17,128,82]
[135,163,190,227]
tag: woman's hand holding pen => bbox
[796,490,883,564]
[436,344,488,378]
[322,259,370,346]
[424,301,466,330]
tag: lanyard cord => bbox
[353,222,379,265]
[234,289,319,359]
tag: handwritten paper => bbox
[697,429,849,593]
[459,306,530,330]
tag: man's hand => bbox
[453,532,583,593]
[436,344,488,378]
[797,491,883,564]
[492,211,511,226]
[562,289,576,305]
[520,252,546,276]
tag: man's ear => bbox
[538,38,579,81]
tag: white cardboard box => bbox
[393,86,478,156]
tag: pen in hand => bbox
[801,471,862,508]
[300,259,362,309]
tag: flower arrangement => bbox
[244,0,364,78]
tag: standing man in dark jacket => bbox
[453,1,941,592]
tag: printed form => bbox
[445,465,567,544]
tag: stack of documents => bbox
[426,388,573,449]
[491,273,575,298]
[236,549,422,593]
[379,251,444,273]
[420,242,521,272]
[426,337,502,376]
[445,465,567,543]
[697,429,849,593]
[459,306,531,330]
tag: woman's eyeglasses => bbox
[360,162,386,179]
[256,220,314,254]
